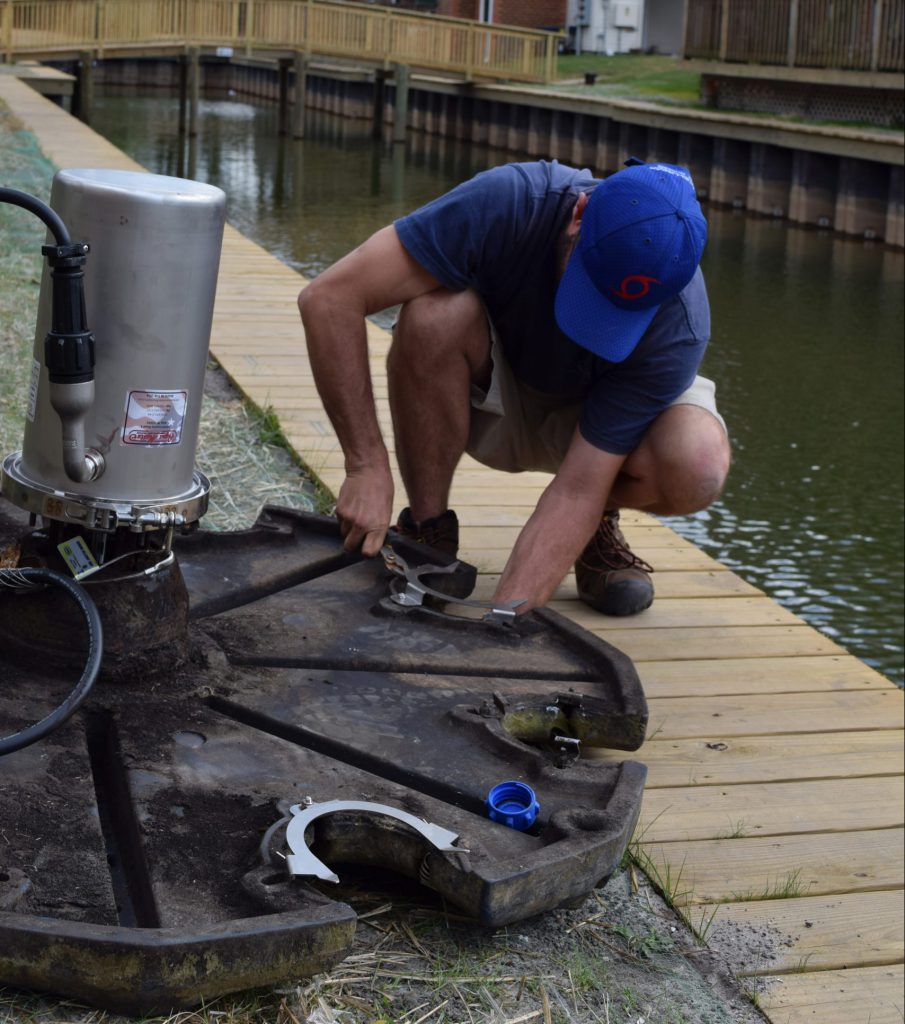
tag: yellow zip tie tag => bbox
[57,536,100,580]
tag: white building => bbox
[568,0,685,56]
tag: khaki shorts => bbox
[466,332,728,474]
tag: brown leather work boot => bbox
[575,510,654,616]
[394,507,460,559]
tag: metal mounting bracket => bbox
[381,546,525,624]
[284,799,465,884]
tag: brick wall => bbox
[435,0,566,28]
[493,0,565,29]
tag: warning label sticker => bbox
[26,358,40,423]
[58,536,100,580]
[123,390,188,446]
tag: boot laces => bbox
[396,509,459,557]
[578,513,654,574]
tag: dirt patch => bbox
[0,868,768,1023]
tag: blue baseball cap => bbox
[555,162,707,362]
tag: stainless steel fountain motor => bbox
[1,169,226,536]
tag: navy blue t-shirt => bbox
[394,160,710,455]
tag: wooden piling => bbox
[187,47,200,138]
[74,51,94,125]
[391,63,409,145]
[292,52,307,139]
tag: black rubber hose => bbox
[0,186,71,245]
[0,567,103,756]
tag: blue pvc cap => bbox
[486,781,539,831]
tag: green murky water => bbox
[90,89,905,686]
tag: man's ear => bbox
[570,191,589,232]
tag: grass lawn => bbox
[555,53,701,105]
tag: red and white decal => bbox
[123,389,187,446]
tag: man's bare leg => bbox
[387,288,492,523]
[576,403,730,615]
[609,403,731,515]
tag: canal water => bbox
[90,89,905,686]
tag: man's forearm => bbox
[297,224,443,554]
[299,283,395,555]
[492,432,626,612]
[493,486,604,611]
[300,286,389,473]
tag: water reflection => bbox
[674,207,904,682]
[91,88,905,685]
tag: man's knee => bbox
[395,289,484,353]
[391,288,490,382]
[642,405,731,514]
[666,413,730,513]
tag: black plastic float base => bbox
[0,503,648,1014]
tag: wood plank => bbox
[756,964,904,1024]
[641,689,904,740]
[637,655,894,696]
[590,625,847,661]
[450,470,554,489]
[465,544,727,574]
[637,776,904,841]
[702,890,905,973]
[216,360,313,380]
[592,731,904,786]
[552,596,804,629]
[460,520,709,547]
[458,521,701,546]
[473,569,763,600]
[636,829,904,905]
[548,593,802,630]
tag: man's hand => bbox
[335,465,394,557]
[299,224,443,558]
[493,429,627,612]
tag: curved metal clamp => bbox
[284,799,465,884]
[381,546,525,624]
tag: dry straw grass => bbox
[0,880,710,1024]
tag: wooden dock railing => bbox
[684,0,904,72]
[1,0,561,83]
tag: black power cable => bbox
[0,567,103,756]
[0,186,71,245]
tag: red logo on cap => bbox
[611,275,661,301]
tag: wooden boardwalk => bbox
[2,74,902,1023]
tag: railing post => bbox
[870,0,883,71]
[231,0,240,46]
[245,0,254,58]
[465,22,475,82]
[544,32,556,83]
[718,0,730,62]
[96,0,105,60]
[383,6,391,68]
[787,0,799,67]
[3,0,12,64]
